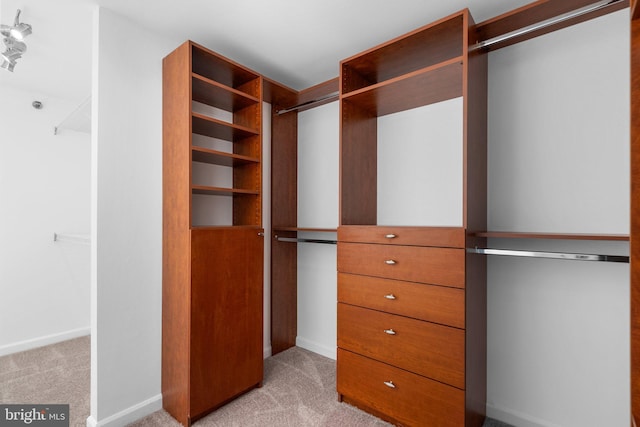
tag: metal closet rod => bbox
[467,247,629,263]
[275,235,337,245]
[471,0,622,51]
[275,92,339,115]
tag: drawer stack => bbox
[337,225,473,427]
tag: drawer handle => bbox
[383,328,396,335]
[385,234,397,239]
[385,259,396,265]
[384,294,396,300]
[383,380,396,389]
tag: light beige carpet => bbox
[0,336,90,427]
[1,338,512,427]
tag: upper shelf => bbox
[192,73,260,112]
[341,11,465,96]
[192,112,259,141]
[192,146,259,166]
[341,57,463,116]
[191,42,261,98]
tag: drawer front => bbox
[338,225,465,247]
[338,273,465,329]
[337,349,464,427]
[338,242,465,288]
[338,303,464,388]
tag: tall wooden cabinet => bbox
[336,9,487,426]
[162,41,264,427]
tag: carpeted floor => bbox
[0,338,513,427]
[0,336,90,427]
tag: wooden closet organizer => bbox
[162,1,634,426]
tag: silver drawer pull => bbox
[385,234,397,239]
[383,380,396,389]
[384,294,396,300]
[383,329,396,335]
[385,259,396,265]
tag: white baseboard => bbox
[486,402,563,427]
[86,394,162,427]
[0,327,91,357]
[263,344,272,359]
[296,336,336,360]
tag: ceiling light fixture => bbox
[0,10,32,72]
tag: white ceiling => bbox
[0,0,533,102]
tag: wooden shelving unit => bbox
[337,9,488,427]
[162,41,264,427]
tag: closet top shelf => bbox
[341,57,463,116]
[192,73,260,111]
[340,10,466,95]
[471,231,629,241]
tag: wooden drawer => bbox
[338,242,465,288]
[337,349,464,427]
[338,225,465,247]
[338,303,464,388]
[338,273,465,328]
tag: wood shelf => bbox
[472,231,629,241]
[341,57,463,116]
[192,112,259,141]
[273,227,338,233]
[341,11,464,94]
[192,42,260,96]
[192,73,260,111]
[192,146,259,166]
[192,185,259,196]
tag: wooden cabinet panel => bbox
[337,349,465,427]
[338,272,464,328]
[190,227,264,418]
[338,303,465,389]
[338,242,465,288]
[338,225,465,247]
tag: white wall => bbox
[296,101,339,359]
[486,9,629,427]
[89,7,178,426]
[0,84,90,356]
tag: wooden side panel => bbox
[464,15,488,233]
[340,101,377,225]
[190,228,264,419]
[270,89,299,354]
[631,16,640,427]
[464,13,487,426]
[337,349,465,427]
[162,41,192,427]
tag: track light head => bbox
[0,10,31,72]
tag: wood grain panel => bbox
[340,101,377,225]
[631,16,640,427]
[191,41,260,92]
[192,74,259,112]
[338,303,465,388]
[295,77,339,113]
[338,273,465,328]
[338,225,465,247]
[162,41,192,427]
[190,228,263,418]
[341,12,464,91]
[337,349,465,427]
[338,243,465,288]
[270,86,298,354]
[342,58,463,116]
